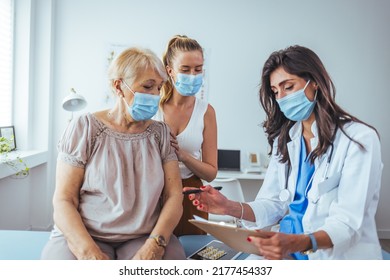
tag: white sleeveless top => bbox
[154,97,208,179]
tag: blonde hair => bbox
[160,35,203,105]
[108,47,167,94]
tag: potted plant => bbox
[0,136,29,178]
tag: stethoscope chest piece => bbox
[279,189,290,202]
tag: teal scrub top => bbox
[279,136,315,260]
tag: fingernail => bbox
[189,194,194,200]
[247,237,252,242]
[199,204,203,209]
[200,186,206,189]
[194,200,199,205]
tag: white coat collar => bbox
[288,121,319,140]
[288,121,319,156]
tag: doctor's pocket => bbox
[307,172,341,214]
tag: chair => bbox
[208,178,245,223]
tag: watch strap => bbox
[148,235,167,248]
[300,233,318,255]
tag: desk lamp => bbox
[62,88,87,121]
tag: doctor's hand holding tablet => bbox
[185,45,383,260]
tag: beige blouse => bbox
[54,113,177,242]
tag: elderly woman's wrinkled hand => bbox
[132,239,165,260]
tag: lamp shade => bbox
[62,88,87,112]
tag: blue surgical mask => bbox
[173,73,203,96]
[276,80,317,121]
[122,80,160,121]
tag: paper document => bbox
[192,215,236,227]
[193,215,208,222]
[189,219,275,255]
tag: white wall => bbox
[2,0,389,237]
[0,164,49,230]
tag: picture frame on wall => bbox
[0,126,16,151]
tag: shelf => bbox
[0,150,48,179]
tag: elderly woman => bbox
[41,47,186,260]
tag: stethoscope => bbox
[278,143,334,202]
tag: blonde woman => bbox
[41,47,186,260]
[154,35,218,236]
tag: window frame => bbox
[0,0,14,127]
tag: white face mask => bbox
[276,80,317,121]
[172,72,203,96]
[122,80,160,121]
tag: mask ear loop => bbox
[121,79,136,96]
[120,79,137,122]
[170,75,176,85]
[121,79,138,107]
[305,80,318,101]
[303,79,311,91]
[168,68,177,85]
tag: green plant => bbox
[0,136,29,178]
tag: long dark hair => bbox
[259,45,377,164]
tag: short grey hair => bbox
[108,47,167,92]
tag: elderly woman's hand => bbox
[132,238,165,260]
[69,242,110,260]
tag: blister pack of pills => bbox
[187,240,241,260]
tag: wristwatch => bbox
[300,233,318,255]
[149,235,167,248]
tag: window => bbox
[0,0,13,126]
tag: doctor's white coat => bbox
[246,121,383,259]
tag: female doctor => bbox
[185,45,383,260]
